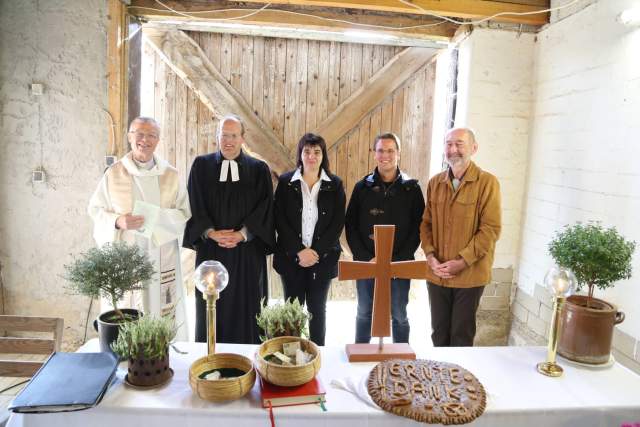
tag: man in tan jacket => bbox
[420,127,501,346]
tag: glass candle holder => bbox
[194,261,229,355]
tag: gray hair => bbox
[446,127,477,145]
[129,116,160,134]
[218,114,245,138]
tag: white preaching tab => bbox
[220,159,240,182]
[132,200,160,240]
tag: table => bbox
[7,341,640,427]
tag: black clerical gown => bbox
[183,151,275,344]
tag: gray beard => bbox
[446,156,465,168]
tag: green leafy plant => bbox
[256,298,311,341]
[64,242,154,321]
[548,222,635,307]
[111,315,176,360]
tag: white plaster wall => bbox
[0,0,107,347]
[518,0,640,338]
[454,28,535,270]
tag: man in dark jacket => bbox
[345,133,425,344]
[183,115,275,344]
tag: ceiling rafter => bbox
[238,0,549,25]
[129,0,461,45]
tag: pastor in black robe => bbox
[183,150,274,344]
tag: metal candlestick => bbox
[537,267,576,377]
[205,288,219,355]
[537,295,567,377]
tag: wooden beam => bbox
[143,21,448,49]
[0,338,55,355]
[129,1,457,45]
[143,28,294,175]
[0,316,62,333]
[0,360,43,377]
[313,47,437,151]
[128,19,143,125]
[107,0,128,157]
[237,0,549,26]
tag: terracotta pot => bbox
[558,295,625,365]
[127,349,172,387]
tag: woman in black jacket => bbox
[273,133,346,345]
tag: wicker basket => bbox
[189,353,256,402]
[255,336,321,387]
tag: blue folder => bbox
[9,352,119,413]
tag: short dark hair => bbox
[373,132,401,151]
[296,133,331,176]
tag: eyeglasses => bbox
[129,131,159,141]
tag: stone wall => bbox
[455,28,535,271]
[0,0,108,349]
[514,0,640,374]
[475,268,513,346]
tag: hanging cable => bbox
[397,0,584,25]
[135,1,448,30]
[137,0,586,29]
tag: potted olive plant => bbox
[111,315,176,387]
[255,297,310,341]
[549,222,635,364]
[64,242,155,352]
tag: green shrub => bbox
[256,298,310,342]
[548,222,635,306]
[64,242,154,320]
[111,315,176,360]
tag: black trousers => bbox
[280,269,332,346]
[427,283,485,347]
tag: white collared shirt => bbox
[290,168,331,248]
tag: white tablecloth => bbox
[7,341,640,427]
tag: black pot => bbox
[93,308,142,353]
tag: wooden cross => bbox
[339,224,427,362]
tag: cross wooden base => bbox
[345,343,416,362]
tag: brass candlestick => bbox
[205,288,219,355]
[537,267,576,377]
[194,261,229,356]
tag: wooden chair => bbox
[0,315,64,377]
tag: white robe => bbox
[88,153,191,340]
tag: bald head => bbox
[446,127,476,144]
[444,127,477,169]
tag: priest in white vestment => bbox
[88,117,191,340]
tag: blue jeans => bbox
[355,278,410,343]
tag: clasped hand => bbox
[427,256,467,279]
[207,229,244,248]
[297,248,319,267]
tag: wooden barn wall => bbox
[140,31,437,299]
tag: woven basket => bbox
[255,336,321,387]
[189,353,256,402]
